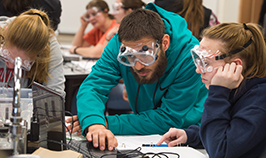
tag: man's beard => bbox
[130,50,167,84]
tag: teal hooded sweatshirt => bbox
[77,3,208,135]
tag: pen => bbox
[142,144,168,147]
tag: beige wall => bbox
[58,0,242,34]
[217,0,240,23]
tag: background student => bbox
[154,0,219,40]
[158,22,266,158]
[69,0,119,58]
[67,3,208,151]
[0,9,65,95]
[104,0,146,43]
[0,0,62,31]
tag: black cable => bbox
[33,107,75,145]
[100,147,142,158]
[33,106,85,153]
[32,106,99,158]
[134,84,141,114]
[100,146,181,158]
[33,108,180,158]
[33,112,94,157]
[65,110,74,116]
[142,152,180,158]
[34,112,73,147]
[68,140,96,158]
[34,113,68,132]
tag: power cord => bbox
[101,147,180,158]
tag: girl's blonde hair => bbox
[0,8,53,84]
[203,23,266,79]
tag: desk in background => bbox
[61,45,99,113]
[63,60,131,116]
[61,45,131,115]
[63,61,96,113]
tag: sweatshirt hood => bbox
[145,3,199,73]
[230,77,266,104]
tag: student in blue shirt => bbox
[158,22,266,158]
[66,3,208,151]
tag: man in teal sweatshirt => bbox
[74,3,208,151]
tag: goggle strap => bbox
[121,6,130,10]
[28,12,44,21]
[0,34,4,40]
[215,37,252,60]
[0,35,4,44]
[215,54,226,60]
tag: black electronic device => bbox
[28,82,66,152]
[68,139,116,158]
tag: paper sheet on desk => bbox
[61,44,72,50]
[70,60,96,73]
[116,134,163,150]
[61,49,82,61]
[60,44,83,61]
[141,147,208,158]
[115,135,208,158]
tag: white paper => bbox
[70,60,96,73]
[116,134,163,150]
[141,146,208,158]
[115,135,209,158]
[60,44,72,50]
[60,44,83,61]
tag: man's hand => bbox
[65,115,82,135]
[87,124,118,151]
[211,63,244,89]
[157,128,187,147]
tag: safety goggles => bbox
[112,2,130,14]
[0,47,35,71]
[112,2,123,14]
[191,38,253,73]
[191,45,222,73]
[83,7,100,22]
[117,41,160,67]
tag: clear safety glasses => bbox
[191,45,222,73]
[117,41,160,67]
[191,38,253,73]
[0,47,35,71]
[112,2,129,14]
[83,7,100,22]
[112,2,123,14]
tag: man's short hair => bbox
[118,9,165,42]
